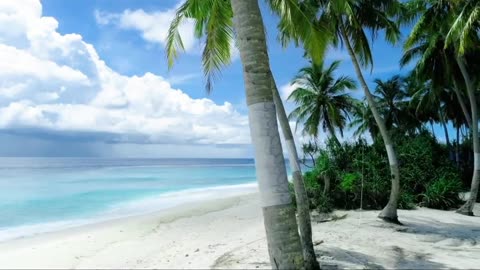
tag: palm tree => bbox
[373,75,407,129]
[288,60,356,146]
[445,1,480,215]
[302,140,320,167]
[406,0,479,215]
[350,100,380,140]
[310,0,404,223]
[165,0,327,267]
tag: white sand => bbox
[0,192,478,269]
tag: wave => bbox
[0,182,258,242]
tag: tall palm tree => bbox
[406,0,479,215]
[288,60,356,146]
[446,1,480,215]
[310,0,404,223]
[165,0,327,267]
[373,75,407,129]
[350,100,380,140]
[401,21,472,129]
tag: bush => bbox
[420,177,462,209]
[295,131,464,211]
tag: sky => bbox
[0,0,440,158]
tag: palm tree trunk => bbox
[340,25,401,224]
[327,125,341,146]
[430,120,435,138]
[230,0,304,268]
[323,175,330,195]
[309,153,316,167]
[272,78,319,270]
[439,110,451,150]
[455,56,479,216]
[452,80,472,128]
[456,125,461,168]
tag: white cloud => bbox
[0,0,251,146]
[94,7,197,52]
[94,4,240,61]
[280,82,298,100]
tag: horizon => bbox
[0,0,451,158]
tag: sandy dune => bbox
[0,193,478,269]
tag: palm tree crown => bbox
[288,60,356,143]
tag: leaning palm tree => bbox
[406,0,479,215]
[310,0,404,223]
[445,0,480,215]
[288,60,356,146]
[165,0,327,268]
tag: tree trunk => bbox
[340,25,401,224]
[323,175,330,195]
[439,110,453,161]
[272,77,319,270]
[455,56,479,216]
[452,80,472,128]
[327,125,341,147]
[230,0,304,268]
[456,125,461,168]
[430,120,436,138]
[309,153,316,167]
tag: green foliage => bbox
[311,192,334,213]
[340,173,361,192]
[420,177,463,209]
[298,132,464,211]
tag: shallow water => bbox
[0,158,263,241]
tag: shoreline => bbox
[0,192,478,269]
[0,182,258,243]
[0,192,268,269]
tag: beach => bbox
[0,191,479,269]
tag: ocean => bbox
[0,158,270,241]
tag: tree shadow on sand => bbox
[397,215,480,245]
[317,246,448,270]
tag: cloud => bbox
[279,82,299,100]
[94,7,197,52]
[94,3,240,61]
[0,0,251,147]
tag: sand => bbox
[0,192,479,269]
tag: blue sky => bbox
[0,0,447,157]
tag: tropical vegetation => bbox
[165,0,480,268]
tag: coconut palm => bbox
[373,76,407,129]
[406,0,479,215]
[165,0,328,267]
[350,100,379,140]
[288,60,356,146]
[446,1,480,215]
[308,0,404,223]
[401,20,473,129]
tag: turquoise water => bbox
[0,158,265,241]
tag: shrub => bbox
[420,177,463,209]
[297,131,464,211]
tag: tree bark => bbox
[340,24,401,224]
[452,80,472,129]
[456,125,461,168]
[323,175,330,195]
[439,110,454,161]
[430,120,435,138]
[327,125,341,147]
[309,153,316,167]
[455,56,479,216]
[272,77,320,270]
[230,0,305,268]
